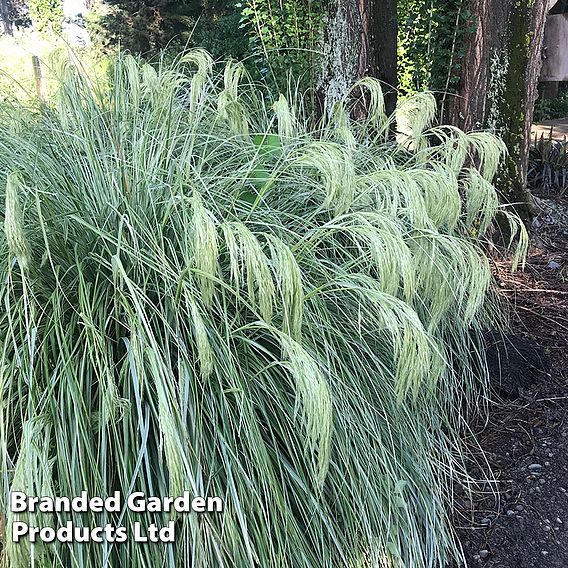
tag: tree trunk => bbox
[448,0,550,219]
[371,0,397,116]
[1,0,14,35]
[318,0,397,118]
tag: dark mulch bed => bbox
[455,196,568,567]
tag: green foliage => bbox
[240,0,323,86]
[87,0,199,54]
[6,0,31,30]
[528,132,568,194]
[0,50,525,568]
[88,0,249,62]
[192,0,249,60]
[28,0,63,35]
[398,0,474,95]
[0,34,64,103]
[534,91,568,122]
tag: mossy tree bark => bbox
[448,0,551,219]
[318,0,397,118]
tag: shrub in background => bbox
[397,0,474,96]
[0,51,525,567]
[240,0,323,88]
[528,132,568,195]
[192,0,249,61]
[534,90,568,122]
[87,0,199,55]
[87,0,248,62]
[28,0,64,35]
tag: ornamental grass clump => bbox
[0,51,526,567]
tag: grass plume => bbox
[0,51,523,567]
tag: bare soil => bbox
[455,196,568,567]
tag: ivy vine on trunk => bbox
[448,0,551,219]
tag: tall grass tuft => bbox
[0,51,525,567]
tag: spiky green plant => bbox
[0,51,526,568]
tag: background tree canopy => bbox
[87,0,200,54]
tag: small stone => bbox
[529,463,543,471]
[542,550,549,556]
[479,550,489,559]
[545,461,551,466]
[540,478,546,485]
[547,260,560,270]
[543,525,551,532]
[507,509,515,516]
[556,518,563,524]
[516,504,524,511]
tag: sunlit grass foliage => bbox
[0,51,526,567]
[0,33,82,103]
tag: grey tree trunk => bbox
[318,0,397,118]
[0,0,14,35]
[448,0,550,218]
